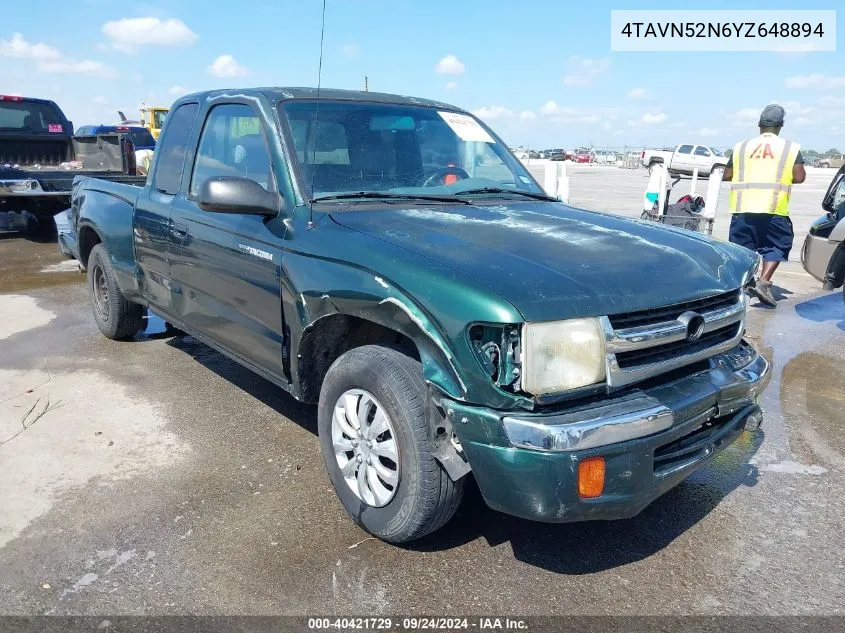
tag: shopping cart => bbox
[640,167,719,236]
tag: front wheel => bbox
[87,244,144,340]
[318,345,464,543]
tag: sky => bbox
[2,0,844,151]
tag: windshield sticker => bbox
[48,124,63,133]
[438,112,494,143]
[519,175,531,184]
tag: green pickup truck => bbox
[68,88,770,543]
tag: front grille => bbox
[608,289,742,330]
[615,323,741,369]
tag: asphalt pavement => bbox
[0,183,843,616]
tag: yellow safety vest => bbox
[728,133,800,216]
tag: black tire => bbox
[87,244,144,340]
[318,345,464,543]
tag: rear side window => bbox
[153,103,198,194]
[694,146,711,157]
[288,118,350,165]
[678,144,694,154]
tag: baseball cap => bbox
[759,104,786,127]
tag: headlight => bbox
[743,253,762,288]
[520,318,606,394]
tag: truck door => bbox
[133,102,198,314]
[693,145,713,174]
[169,102,287,377]
[674,144,694,173]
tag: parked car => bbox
[802,165,845,299]
[547,149,567,161]
[574,148,593,163]
[593,150,617,165]
[0,95,144,234]
[641,144,729,176]
[69,87,768,544]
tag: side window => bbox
[152,103,198,194]
[190,104,273,197]
[694,146,711,157]
[678,144,694,155]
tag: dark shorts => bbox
[729,213,794,262]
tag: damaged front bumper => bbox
[445,341,770,523]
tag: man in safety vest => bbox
[723,104,806,307]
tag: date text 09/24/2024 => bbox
[307,618,528,630]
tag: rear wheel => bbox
[318,345,464,543]
[87,244,144,340]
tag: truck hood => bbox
[329,201,755,322]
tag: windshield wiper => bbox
[310,191,472,205]
[453,187,557,201]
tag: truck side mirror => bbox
[822,170,845,214]
[198,176,281,217]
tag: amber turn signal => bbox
[578,456,606,498]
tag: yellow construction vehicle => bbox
[139,105,169,140]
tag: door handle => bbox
[171,223,188,240]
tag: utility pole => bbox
[363,75,369,92]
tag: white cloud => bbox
[341,44,359,56]
[784,73,845,89]
[794,117,812,126]
[0,32,116,78]
[520,110,536,120]
[207,54,248,78]
[628,87,647,99]
[101,17,198,54]
[445,81,458,91]
[471,105,513,120]
[641,113,667,125]
[436,54,465,75]
[669,122,687,129]
[700,127,720,137]
[820,96,845,108]
[731,107,760,127]
[613,130,624,136]
[539,100,561,115]
[0,32,60,60]
[37,59,118,78]
[92,96,108,105]
[169,85,191,96]
[538,100,619,126]
[563,57,610,86]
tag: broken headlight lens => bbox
[520,318,607,394]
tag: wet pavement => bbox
[0,235,843,615]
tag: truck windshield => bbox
[281,100,543,200]
[153,110,167,128]
[0,100,66,133]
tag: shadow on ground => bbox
[794,291,845,332]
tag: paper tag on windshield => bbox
[48,124,63,133]
[438,112,494,143]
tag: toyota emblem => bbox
[677,311,706,343]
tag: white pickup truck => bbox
[641,144,728,176]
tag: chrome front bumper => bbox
[502,342,770,452]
